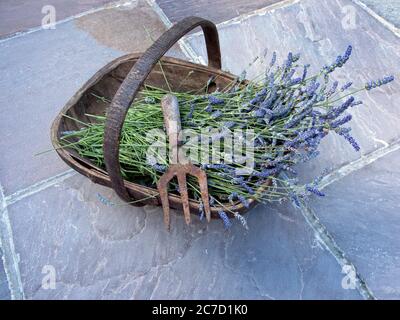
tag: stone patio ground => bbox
[0,0,399,300]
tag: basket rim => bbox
[51,53,269,216]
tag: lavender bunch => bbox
[61,45,395,229]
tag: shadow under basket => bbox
[51,17,269,219]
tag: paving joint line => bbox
[5,170,76,206]
[0,184,25,300]
[319,139,400,191]
[185,0,300,39]
[351,0,400,38]
[0,0,139,44]
[295,198,376,300]
[145,0,206,65]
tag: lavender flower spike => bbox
[97,193,115,206]
[234,213,248,230]
[341,82,353,92]
[211,110,223,119]
[331,114,352,128]
[306,185,325,197]
[208,95,225,105]
[269,52,277,68]
[238,194,250,208]
[218,210,232,229]
[365,75,394,91]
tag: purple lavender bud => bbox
[240,181,255,195]
[238,194,250,208]
[338,130,360,151]
[306,80,320,97]
[209,196,216,206]
[267,72,275,88]
[292,53,301,63]
[254,108,266,118]
[218,211,232,229]
[97,193,115,206]
[211,128,230,142]
[302,64,310,81]
[249,88,267,106]
[327,81,339,97]
[223,121,236,129]
[325,96,355,119]
[285,128,320,148]
[289,192,301,208]
[186,102,195,119]
[341,82,353,92]
[351,100,363,107]
[205,104,213,113]
[336,127,352,135]
[330,114,352,128]
[208,95,225,105]
[254,166,282,178]
[365,75,394,90]
[306,185,325,197]
[211,110,222,119]
[284,106,313,129]
[270,52,277,67]
[271,102,293,120]
[323,45,352,74]
[312,168,329,186]
[255,136,266,147]
[260,89,277,110]
[290,77,302,86]
[285,52,293,70]
[343,45,352,61]
[228,192,238,203]
[285,69,296,82]
[205,163,229,171]
[152,164,167,172]
[235,213,248,229]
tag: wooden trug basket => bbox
[51,17,260,218]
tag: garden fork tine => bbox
[157,94,211,230]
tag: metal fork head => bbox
[157,94,211,230]
[157,164,211,230]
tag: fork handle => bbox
[161,94,186,165]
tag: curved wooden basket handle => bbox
[103,16,222,201]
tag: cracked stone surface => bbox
[7,174,361,299]
[186,0,400,183]
[0,0,181,196]
[0,248,11,300]
[310,149,400,299]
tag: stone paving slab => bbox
[0,0,116,38]
[155,0,283,24]
[6,174,361,299]
[360,0,400,28]
[310,149,400,299]
[0,0,181,196]
[0,248,11,300]
[186,0,400,182]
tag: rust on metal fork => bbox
[157,94,211,230]
[157,164,211,230]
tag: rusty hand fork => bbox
[157,94,211,230]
